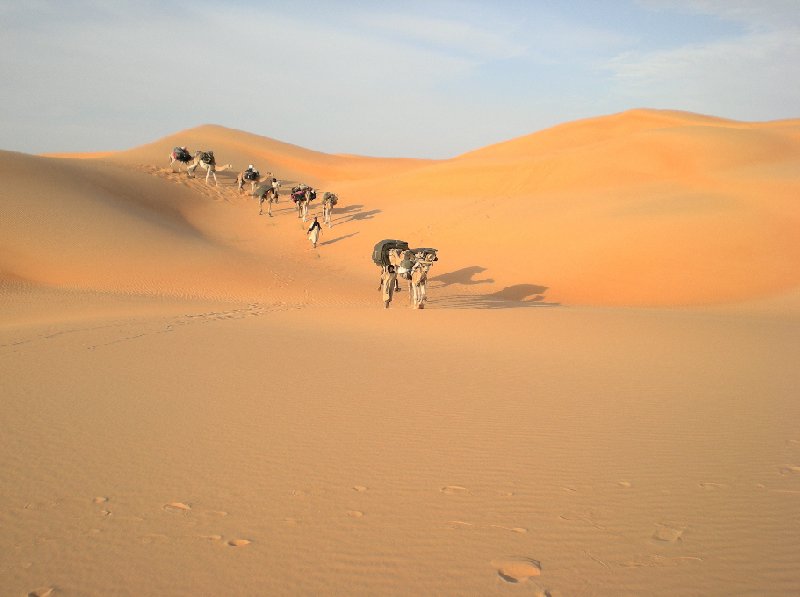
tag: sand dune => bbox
[8,109,800,308]
[2,109,800,596]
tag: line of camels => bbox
[169,147,337,225]
[169,147,437,308]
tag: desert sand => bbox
[2,109,800,596]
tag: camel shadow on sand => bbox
[428,283,560,309]
[332,204,381,224]
[430,266,494,287]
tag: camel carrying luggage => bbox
[200,151,215,165]
[323,192,338,206]
[244,169,259,181]
[372,239,409,267]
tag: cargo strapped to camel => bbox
[244,169,260,181]
[172,147,191,162]
[323,192,338,206]
[372,239,409,267]
[253,183,272,199]
[411,247,439,262]
[200,151,215,165]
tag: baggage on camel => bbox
[372,239,409,267]
[412,247,439,262]
[253,183,272,199]
[172,147,191,162]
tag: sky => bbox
[1,0,799,158]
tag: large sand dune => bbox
[18,109,800,308]
[2,109,800,596]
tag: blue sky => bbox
[1,0,798,158]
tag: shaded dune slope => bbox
[7,109,800,308]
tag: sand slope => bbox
[17,109,800,309]
[2,109,800,596]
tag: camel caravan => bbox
[168,146,441,310]
[372,239,439,309]
[168,147,341,223]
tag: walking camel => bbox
[237,168,271,194]
[186,151,233,185]
[409,259,434,309]
[322,192,338,228]
[254,183,279,216]
[291,185,316,222]
[398,248,439,308]
[169,147,193,172]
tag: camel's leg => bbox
[268,198,273,217]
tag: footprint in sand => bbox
[440,485,469,495]
[618,481,632,488]
[699,482,727,490]
[352,485,368,493]
[140,533,169,544]
[491,525,528,534]
[28,588,55,597]
[491,558,542,583]
[779,465,800,475]
[93,496,109,504]
[199,534,223,541]
[447,520,474,529]
[163,502,192,513]
[227,538,251,547]
[652,523,685,543]
[347,510,364,518]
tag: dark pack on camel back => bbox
[372,239,409,267]
[172,147,192,162]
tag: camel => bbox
[375,248,404,292]
[169,147,193,172]
[186,151,233,185]
[410,259,433,309]
[254,183,279,216]
[291,185,315,222]
[237,168,271,194]
[322,192,338,228]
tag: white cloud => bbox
[355,13,527,61]
[607,3,800,121]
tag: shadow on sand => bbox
[428,283,560,309]
[320,232,360,246]
[430,266,494,287]
[332,204,382,223]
